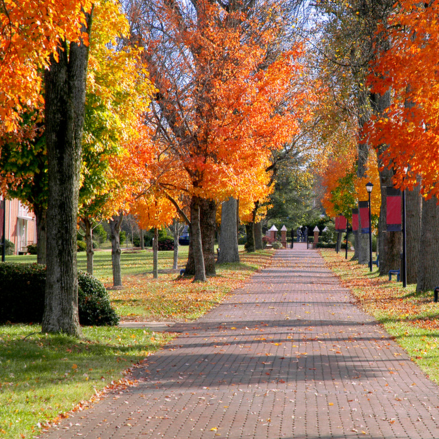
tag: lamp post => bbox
[366,182,373,272]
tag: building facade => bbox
[0,197,37,255]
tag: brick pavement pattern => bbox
[41,245,439,439]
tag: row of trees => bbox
[313,0,439,291]
[0,0,317,335]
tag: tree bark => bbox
[172,219,180,270]
[83,217,94,275]
[358,209,370,265]
[417,196,439,292]
[218,197,239,263]
[352,232,359,261]
[185,197,215,277]
[189,196,206,282]
[378,166,402,275]
[42,10,92,336]
[140,229,145,250]
[335,232,342,253]
[254,222,263,250]
[34,204,47,265]
[153,227,158,279]
[246,223,255,252]
[406,184,421,284]
[110,214,123,287]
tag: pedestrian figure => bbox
[297,228,302,243]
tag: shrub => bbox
[158,237,174,251]
[77,240,86,252]
[238,236,247,245]
[27,243,38,255]
[271,241,283,249]
[78,272,119,326]
[2,239,15,255]
[0,264,119,326]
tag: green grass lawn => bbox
[321,249,439,386]
[1,246,274,438]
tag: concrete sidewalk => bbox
[41,246,439,438]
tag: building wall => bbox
[3,198,37,255]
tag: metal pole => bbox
[345,221,349,260]
[402,189,407,287]
[1,199,6,262]
[369,192,372,272]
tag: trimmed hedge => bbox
[0,263,119,326]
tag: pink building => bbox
[0,197,37,255]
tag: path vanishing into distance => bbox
[41,244,439,439]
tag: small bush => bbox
[77,240,86,252]
[78,272,119,326]
[2,239,15,255]
[27,243,38,255]
[0,264,119,326]
[271,241,283,249]
[158,237,174,251]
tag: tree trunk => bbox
[34,204,47,265]
[352,232,359,261]
[172,219,180,270]
[378,166,402,275]
[140,229,145,250]
[83,217,94,275]
[358,209,370,265]
[42,11,92,336]
[153,228,158,279]
[189,196,206,282]
[254,222,263,250]
[246,223,255,252]
[335,232,342,253]
[406,184,421,284]
[110,214,123,287]
[218,197,239,263]
[185,197,215,277]
[417,196,439,292]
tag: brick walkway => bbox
[41,245,439,438]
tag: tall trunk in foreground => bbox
[83,217,94,275]
[352,232,359,261]
[33,204,47,265]
[406,185,421,284]
[416,197,439,292]
[153,228,158,279]
[109,214,123,287]
[335,232,342,253]
[218,197,239,263]
[42,11,92,336]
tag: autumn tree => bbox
[127,0,311,281]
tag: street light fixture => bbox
[366,182,373,272]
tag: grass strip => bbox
[1,248,274,438]
[321,249,439,384]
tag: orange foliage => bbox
[0,0,92,131]
[133,0,313,209]
[366,0,439,199]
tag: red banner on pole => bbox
[359,201,369,234]
[352,208,359,232]
[386,187,402,232]
[335,215,347,232]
